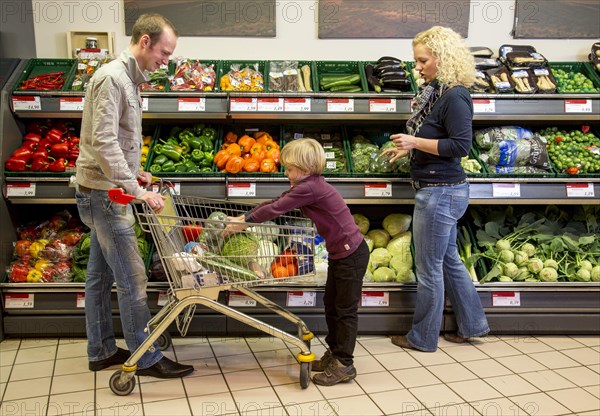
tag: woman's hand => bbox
[390,133,419,150]
[221,215,249,237]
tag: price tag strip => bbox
[284,98,311,112]
[230,97,258,112]
[361,291,389,307]
[59,97,84,111]
[492,291,521,307]
[257,97,284,112]
[326,98,354,112]
[227,182,256,197]
[76,293,85,308]
[364,183,392,197]
[564,99,592,113]
[178,97,205,112]
[566,183,595,197]
[369,98,396,113]
[6,183,36,197]
[228,291,257,307]
[12,96,41,111]
[492,183,521,198]
[4,294,35,309]
[286,291,316,307]
[473,99,496,113]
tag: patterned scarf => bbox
[406,79,449,136]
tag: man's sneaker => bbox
[311,349,334,372]
[312,358,356,386]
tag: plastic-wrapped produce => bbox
[479,133,550,173]
[474,126,533,150]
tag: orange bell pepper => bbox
[249,142,266,161]
[225,155,244,174]
[226,143,242,157]
[242,158,260,172]
[224,131,238,144]
[263,139,279,151]
[260,158,277,173]
[266,148,280,164]
[214,149,230,170]
[238,135,256,154]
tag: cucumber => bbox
[320,73,360,84]
[320,74,361,90]
[328,85,362,92]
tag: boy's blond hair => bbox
[280,138,325,175]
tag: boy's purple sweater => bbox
[247,175,364,259]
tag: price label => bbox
[492,183,521,197]
[6,183,36,197]
[492,291,521,307]
[157,291,169,307]
[4,294,34,309]
[364,183,392,197]
[142,97,149,111]
[361,292,389,307]
[230,97,257,112]
[284,98,311,112]
[12,96,41,111]
[564,99,592,113]
[287,291,316,307]
[227,182,256,197]
[257,97,284,112]
[473,99,496,113]
[76,293,85,308]
[566,183,595,197]
[326,98,354,112]
[228,291,257,307]
[369,98,396,113]
[178,97,205,112]
[152,182,180,195]
[59,97,84,111]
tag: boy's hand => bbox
[222,215,248,237]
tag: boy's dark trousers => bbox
[323,240,370,366]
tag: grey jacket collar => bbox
[119,49,149,86]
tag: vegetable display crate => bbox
[361,61,417,95]
[264,60,317,93]
[464,147,487,178]
[140,65,172,93]
[282,124,351,176]
[314,61,368,93]
[13,59,77,92]
[548,62,600,93]
[146,123,221,176]
[218,60,267,93]
[166,59,221,93]
[471,142,557,179]
[551,126,600,179]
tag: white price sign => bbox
[369,98,396,113]
[227,182,256,197]
[473,99,496,113]
[287,291,316,307]
[59,97,84,111]
[492,292,521,307]
[152,182,180,195]
[142,97,149,111]
[326,98,354,112]
[564,99,592,113]
[361,292,389,307]
[6,183,36,197]
[230,97,257,112]
[76,293,85,308]
[228,291,257,307]
[257,97,284,112]
[492,183,521,198]
[157,291,169,307]
[566,183,595,197]
[4,294,34,309]
[284,98,311,112]
[364,183,392,197]
[12,96,41,111]
[178,97,205,112]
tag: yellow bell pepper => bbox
[29,239,49,258]
[27,269,43,283]
[34,259,51,271]
[142,146,149,156]
[143,135,152,145]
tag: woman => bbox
[382,26,489,352]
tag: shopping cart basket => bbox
[106,184,317,395]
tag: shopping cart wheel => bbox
[109,370,136,396]
[157,332,172,351]
[300,362,311,389]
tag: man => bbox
[75,13,193,378]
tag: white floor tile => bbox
[143,397,191,416]
[14,345,57,364]
[53,356,90,377]
[284,400,335,416]
[0,339,21,352]
[471,397,527,416]
[209,337,252,357]
[473,339,522,357]
[584,385,600,399]
[217,352,260,373]
[353,353,386,374]
[56,339,87,360]
[95,386,142,411]
[529,350,581,369]
[427,363,477,383]
[244,337,288,353]
[427,402,479,416]
[327,394,384,415]
[172,340,215,361]
[273,381,324,406]
[0,395,50,416]
[483,374,539,397]
[501,335,555,354]
[358,337,405,355]
[356,370,403,394]
[509,392,571,416]
[391,367,440,388]
[3,376,51,400]
[555,366,600,387]
[369,388,424,415]
[496,354,547,373]
[409,384,464,409]
[19,338,58,349]
[183,373,229,397]
[139,378,186,403]
[547,387,600,414]
[223,368,270,391]
[352,341,370,357]
[261,364,299,386]
[0,349,18,367]
[407,349,455,367]
[461,358,513,378]
[446,379,502,402]
[230,386,282,411]
[242,406,287,416]
[537,335,588,350]
[51,371,95,395]
[47,390,95,416]
[562,347,600,366]
[254,348,297,368]
[569,336,600,347]
[519,369,577,391]
[0,364,12,383]
[315,377,364,399]
[9,360,54,382]
[188,391,238,416]
[440,344,488,362]
[374,351,421,371]
[179,356,222,378]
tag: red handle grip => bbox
[108,188,136,205]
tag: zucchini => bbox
[200,255,259,282]
[320,73,359,84]
[328,85,362,92]
[320,74,361,90]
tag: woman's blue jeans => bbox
[407,182,489,352]
[76,189,162,368]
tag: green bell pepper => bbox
[200,167,213,173]
[199,136,213,152]
[184,159,197,171]
[160,144,182,162]
[201,127,217,141]
[179,129,195,141]
[169,126,182,138]
[161,160,176,172]
[188,136,203,150]
[175,163,188,173]
[193,123,206,136]
[180,141,191,155]
[191,149,204,163]
[149,164,162,173]
[154,155,168,166]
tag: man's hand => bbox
[221,215,249,237]
[138,171,153,188]
[139,191,166,212]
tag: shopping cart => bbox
[106,184,317,395]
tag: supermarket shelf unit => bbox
[1,59,599,340]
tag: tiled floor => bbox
[0,334,599,415]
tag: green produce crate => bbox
[219,125,284,176]
[471,141,556,179]
[166,59,221,92]
[361,61,417,94]
[548,62,600,93]
[265,60,317,93]
[218,60,267,93]
[314,61,368,93]
[14,58,77,92]
[463,146,487,178]
[551,126,600,179]
[146,123,221,177]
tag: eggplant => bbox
[377,56,402,64]
[375,63,403,74]
[378,70,407,78]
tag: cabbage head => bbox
[364,235,374,252]
[367,229,390,249]
[352,214,370,235]
[389,253,413,275]
[352,154,371,173]
[370,247,391,269]
[396,269,416,283]
[363,268,373,282]
[372,267,396,282]
[387,231,412,258]
[221,234,259,266]
[382,213,412,238]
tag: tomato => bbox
[182,225,203,243]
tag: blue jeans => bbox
[407,182,489,351]
[76,189,162,369]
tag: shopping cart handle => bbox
[108,188,136,205]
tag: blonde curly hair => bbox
[413,26,475,88]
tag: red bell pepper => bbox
[66,160,77,169]
[69,137,80,147]
[30,157,50,172]
[27,122,45,136]
[48,158,67,172]
[24,132,42,142]
[46,128,64,144]
[50,142,69,159]
[68,147,80,161]
[9,263,30,283]
[12,147,33,161]
[32,148,49,160]
[20,141,38,151]
[5,156,29,171]
[37,138,52,151]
